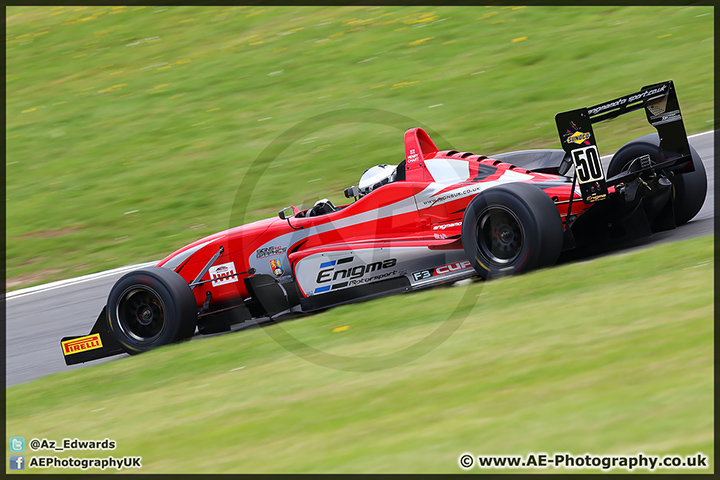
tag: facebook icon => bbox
[10,455,25,470]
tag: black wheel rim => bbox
[476,206,524,265]
[116,286,167,344]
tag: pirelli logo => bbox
[62,334,103,355]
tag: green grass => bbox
[6,235,713,474]
[5,5,714,288]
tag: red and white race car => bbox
[61,80,706,364]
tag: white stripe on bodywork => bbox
[418,169,534,208]
[249,191,421,275]
[425,158,471,184]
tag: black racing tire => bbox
[608,133,707,225]
[462,182,564,280]
[107,266,197,355]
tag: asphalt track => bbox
[5,131,714,387]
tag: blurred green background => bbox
[6,5,713,289]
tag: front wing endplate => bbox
[60,307,125,365]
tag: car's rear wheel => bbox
[608,133,707,226]
[107,267,197,355]
[462,183,563,280]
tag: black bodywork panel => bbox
[489,149,569,176]
[244,274,292,316]
[60,307,124,365]
[558,80,692,181]
[300,275,411,312]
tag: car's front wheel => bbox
[107,266,197,354]
[462,183,564,280]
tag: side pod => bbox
[60,307,125,365]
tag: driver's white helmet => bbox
[358,164,397,197]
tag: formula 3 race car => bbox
[61,80,707,364]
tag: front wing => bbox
[60,307,124,365]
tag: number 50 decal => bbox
[571,145,604,184]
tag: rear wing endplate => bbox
[555,80,692,204]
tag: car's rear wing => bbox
[554,80,692,204]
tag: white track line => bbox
[600,129,712,160]
[688,130,714,139]
[6,261,158,300]
[5,130,714,301]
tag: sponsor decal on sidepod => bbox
[412,260,472,281]
[270,258,284,276]
[313,257,398,294]
[256,245,288,258]
[209,262,239,287]
[433,221,462,230]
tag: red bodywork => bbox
[156,128,600,310]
